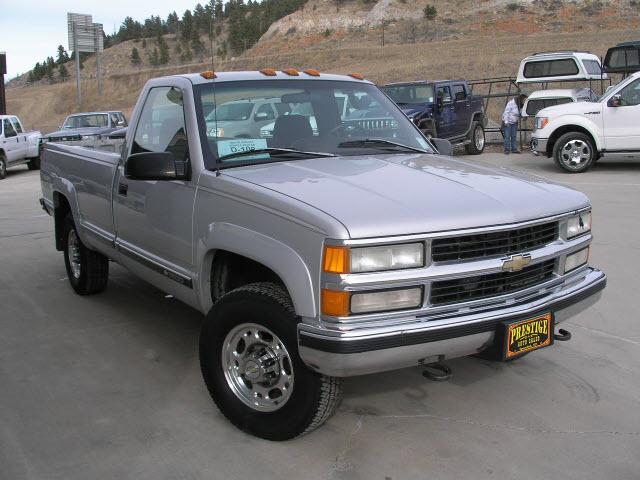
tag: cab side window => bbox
[10,117,23,133]
[132,86,188,162]
[437,86,452,103]
[3,119,17,137]
[452,84,467,102]
[618,79,640,107]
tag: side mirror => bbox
[254,112,270,121]
[608,94,622,107]
[431,138,453,156]
[125,152,189,181]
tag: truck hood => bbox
[399,104,433,118]
[223,154,589,239]
[537,101,601,118]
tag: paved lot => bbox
[1,153,639,480]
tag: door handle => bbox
[118,183,128,196]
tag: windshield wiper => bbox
[338,138,428,154]
[218,147,336,162]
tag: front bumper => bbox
[298,267,605,376]
[531,137,548,156]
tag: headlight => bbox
[564,247,589,273]
[321,287,423,316]
[566,211,591,239]
[81,135,93,140]
[323,243,424,274]
[535,117,549,130]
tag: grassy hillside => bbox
[6,0,639,132]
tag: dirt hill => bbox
[6,0,639,132]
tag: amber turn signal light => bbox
[348,73,365,80]
[282,68,300,76]
[304,68,321,76]
[200,71,217,79]
[321,289,350,317]
[260,68,277,76]
[323,246,350,274]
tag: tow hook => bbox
[554,328,572,342]
[422,362,453,382]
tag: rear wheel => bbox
[0,155,6,179]
[62,215,109,294]
[553,132,595,173]
[200,282,342,440]
[27,156,41,170]
[465,121,485,155]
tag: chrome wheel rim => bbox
[475,126,485,150]
[560,139,591,169]
[222,323,294,412]
[67,229,82,279]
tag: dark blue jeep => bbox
[382,80,486,154]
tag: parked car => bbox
[522,88,597,118]
[0,115,41,179]
[382,79,486,154]
[44,111,128,151]
[516,51,606,84]
[205,97,288,139]
[531,71,640,172]
[41,70,606,440]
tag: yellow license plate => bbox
[504,313,553,359]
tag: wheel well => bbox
[547,126,596,157]
[472,112,484,123]
[53,192,71,251]
[210,250,285,304]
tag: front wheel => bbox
[465,121,485,155]
[62,215,109,294]
[553,132,595,173]
[200,283,342,441]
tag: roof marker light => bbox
[304,68,321,77]
[348,73,365,80]
[200,71,217,79]
[260,68,277,76]
[282,68,300,76]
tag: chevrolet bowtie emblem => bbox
[502,254,532,272]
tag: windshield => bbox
[382,84,435,105]
[208,102,254,122]
[196,79,433,169]
[63,114,109,129]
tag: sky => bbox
[0,0,202,79]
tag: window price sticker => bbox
[217,138,269,160]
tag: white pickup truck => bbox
[0,115,41,179]
[531,71,640,172]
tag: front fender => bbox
[195,222,316,317]
[547,115,603,151]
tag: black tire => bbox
[200,282,342,441]
[465,121,485,155]
[0,155,6,179]
[27,156,41,170]
[62,215,109,295]
[553,132,595,173]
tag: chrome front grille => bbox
[430,259,556,306]
[431,221,559,262]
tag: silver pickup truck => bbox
[40,70,606,441]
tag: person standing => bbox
[502,94,527,154]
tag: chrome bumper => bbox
[531,137,548,156]
[298,267,606,377]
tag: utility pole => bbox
[73,23,82,108]
[0,52,6,115]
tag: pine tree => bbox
[130,47,141,65]
[56,45,69,64]
[142,38,147,49]
[46,68,54,84]
[181,10,194,42]
[59,64,70,81]
[158,36,170,64]
[148,48,159,66]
